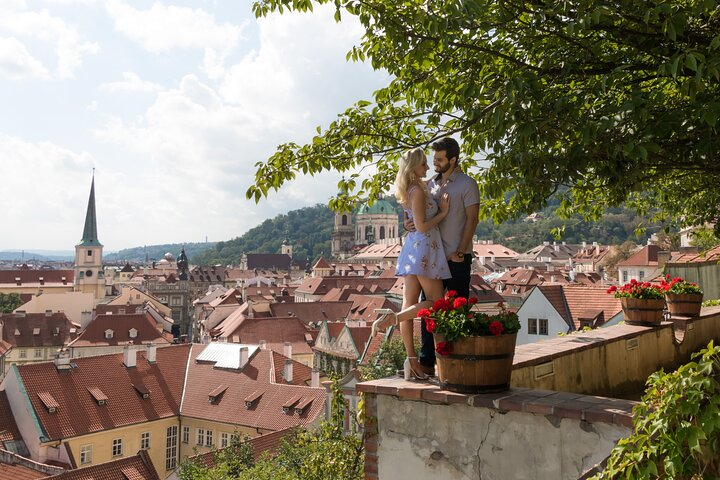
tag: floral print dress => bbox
[395,189,451,280]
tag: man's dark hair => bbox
[432,138,460,163]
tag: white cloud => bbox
[99,72,163,93]
[105,0,243,78]
[0,36,49,80]
[0,2,99,78]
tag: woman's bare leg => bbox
[400,275,422,358]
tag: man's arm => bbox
[448,203,479,261]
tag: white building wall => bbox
[516,288,571,345]
[2,366,45,461]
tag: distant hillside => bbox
[105,242,216,263]
[192,204,337,265]
[0,251,74,262]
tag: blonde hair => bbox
[395,147,429,206]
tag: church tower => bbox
[74,174,105,300]
[331,211,354,259]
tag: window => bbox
[166,425,178,470]
[171,296,181,306]
[182,426,189,444]
[80,444,92,465]
[140,432,150,450]
[196,428,205,446]
[87,250,93,256]
[527,318,538,335]
[639,270,645,280]
[34,348,43,358]
[622,270,628,283]
[205,429,213,447]
[580,321,592,329]
[19,349,27,359]
[539,319,549,335]
[111,438,123,457]
[220,432,229,448]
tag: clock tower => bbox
[74,174,105,300]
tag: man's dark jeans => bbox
[419,255,472,368]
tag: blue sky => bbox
[0,0,387,251]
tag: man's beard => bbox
[435,162,452,174]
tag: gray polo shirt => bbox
[427,169,480,257]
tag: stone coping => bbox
[357,380,637,428]
[512,307,720,368]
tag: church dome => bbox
[357,199,395,215]
[164,252,175,261]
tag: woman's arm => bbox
[409,187,449,233]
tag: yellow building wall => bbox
[4,346,63,373]
[294,353,314,368]
[0,285,73,296]
[110,288,172,317]
[177,416,260,462]
[62,416,179,478]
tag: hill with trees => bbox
[104,242,215,264]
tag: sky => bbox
[0,0,388,252]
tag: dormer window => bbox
[38,392,59,413]
[88,387,108,406]
[33,328,40,336]
[105,329,114,339]
[282,396,301,414]
[128,328,138,339]
[244,390,263,409]
[132,383,150,399]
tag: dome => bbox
[164,252,174,261]
[357,199,395,215]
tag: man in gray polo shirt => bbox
[411,138,480,375]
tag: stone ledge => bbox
[357,379,637,428]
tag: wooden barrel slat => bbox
[666,293,703,317]
[621,297,665,325]
[434,333,516,393]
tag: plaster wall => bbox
[375,395,629,480]
[516,288,568,345]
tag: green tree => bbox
[594,342,720,479]
[248,0,720,233]
[0,293,23,313]
[689,226,720,252]
[360,335,409,380]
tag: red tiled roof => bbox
[0,270,73,287]
[67,313,170,347]
[668,245,720,264]
[295,277,397,296]
[0,313,78,348]
[0,392,23,445]
[536,285,573,329]
[0,462,46,480]
[16,345,189,441]
[617,245,660,267]
[268,302,352,325]
[472,242,519,258]
[190,427,294,469]
[562,285,622,329]
[180,345,325,431]
[39,450,159,479]
[226,317,313,355]
[313,257,332,269]
[346,295,398,323]
[95,304,146,315]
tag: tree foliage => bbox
[595,342,720,479]
[360,335,413,380]
[0,293,23,313]
[248,0,720,233]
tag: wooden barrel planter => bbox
[621,297,666,325]
[434,333,516,394]
[665,293,703,317]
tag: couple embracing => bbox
[372,138,479,379]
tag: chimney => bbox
[311,368,320,388]
[247,300,254,319]
[55,349,71,371]
[239,346,249,368]
[123,344,137,368]
[259,340,267,350]
[657,250,671,269]
[284,359,293,383]
[45,309,53,317]
[146,343,157,364]
[283,341,292,358]
[15,277,21,286]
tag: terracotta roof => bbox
[0,270,73,287]
[346,295,398,323]
[95,304,146,315]
[180,345,325,431]
[535,285,573,330]
[352,243,402,260]
[0,392,23,446]
[313,257,332,269]
[268,302,352,325]
[68,313,170,348]
[295,277,397,296]
[225,317,313,355]
[39,450,159,479]
[190,427,294,469]
[472,242,519,259]
[16,345,189,441]
[668,245,720,264]
[617,244,660,267]
[562,285,623,329]
[0,312,78,348]
[0,462,46,480]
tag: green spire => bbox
[79,174,102,247]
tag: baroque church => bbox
[74,175,105,300]
[331,199,401,259]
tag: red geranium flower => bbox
[425,318,436,333]
[418,308,432,319]
[489,321,504,336]
[606,285,617,294]
[468,297,478,305]
[453,297,468,309]
[433,298,450,311]
[445,290,458,299]
[435,341,451,356]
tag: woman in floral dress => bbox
[372,147,450,378]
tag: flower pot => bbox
[621,297,665,325]
[434,333,516,394]
[665,293,703,317]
